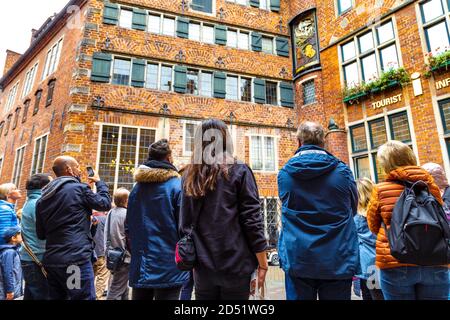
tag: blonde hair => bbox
[357,178,374,216]
[377,140,417,174]
[114,188,130,208]
[0,183,17,201]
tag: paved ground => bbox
[265,266,361,300]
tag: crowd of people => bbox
[0,119,448,301]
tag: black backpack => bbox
[386,180,450,265]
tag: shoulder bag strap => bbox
[106,210,113,249]
[21,237,47,278]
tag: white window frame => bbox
[12,145,26,187]
[95,123,159,192]
[347,107,417,182]
[182,120,202,157]
[5,81,20,113]
[248,134,279,173]
[259,0,271,10]
[42,38,64,80]
[30,133,49,176]
[339,18,402,89]
[111,56,133,86]
[119,7,133,29]
[336,0,354,16]
[22,63,39,99]
[260,197,281,241]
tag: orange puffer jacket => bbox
[366,166,444,269]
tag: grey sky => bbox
[0,0,68,75]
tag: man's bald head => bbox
[114,188,130,208]
[297,121,325,147]
[52,156,80,177]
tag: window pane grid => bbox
[266,82,278,105]
[302,80,316,105]
[369,120,387,149]
[350,125,368,152]
[390,113,411,142]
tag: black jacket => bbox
[180,163,267,276]
[36,177,111,267]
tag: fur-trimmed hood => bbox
[134,165,180,183]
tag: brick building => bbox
[1,0,450,243]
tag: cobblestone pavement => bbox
[265,266,361,300]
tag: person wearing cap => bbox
[0,226,23,300]
[127,139,189,300]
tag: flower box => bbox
[431,59,450,72]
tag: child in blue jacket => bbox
[0,226,23,300]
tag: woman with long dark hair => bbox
[180,119,268,300]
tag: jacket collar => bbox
[134,165,180,183]
[26,189,42,199]
[0,200,15,210]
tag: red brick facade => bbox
[1,0,450,208]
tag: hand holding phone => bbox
[86,167,100,184]
[87,166,95,177]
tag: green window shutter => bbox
[177,17,189,39]
[174,66,187,93]
[215,25,227,45]
[103,2,119,25]
[132,8,147,31]
[280,82,294,108]
[254,78,266,104]
[251,32,262,52]
[91,53,112,83]
[270,0,280,12]
[213,72,226,99]
[276,37,289,57]
[131,59,146,88]
[250,0,260,8]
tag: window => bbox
[119,8,133,29]
[183,121,201,155]
[162,17,176,36]
[22,100,30,123]
[112,58,131,85]
[202,25,215,44]
[98,125,156,193]
[302,80,316,105]
[46,80,56,107]
[160,65,173,91]
[189,22,201,41]
[191,0,214,14]
[145,63,159,89]
[12,108,20,130]
[226,76,239,100]
[337,0,353,15]
[12,146,26,187]
[266,81,278,105]
[148,14,161,33]
[341,20,399,88]
[42,38,63,79]
[22,63,38,98]
[200,72,213,97]
[438,99,450,162]
[227,0,248,4]
[260,0,270,10]
[33,90,42,115]
[31,135,48,175]
[238,31,250,50]
[187,69,199,95]
[250,136,277,172]
[5,82,19,112]
[420,0,450,54]
[349,111,413,182]
[262,36,274,54]
[260,197,280,247]
[227,29,238,48]
[240,77,252,102]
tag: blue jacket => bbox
[20,190,46,262]
[353,214,377,280]
[278,145,360,280]
[0,201,18,245]
[36,177,112,267]
[127,164,189,289]
[0,244,22,300]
